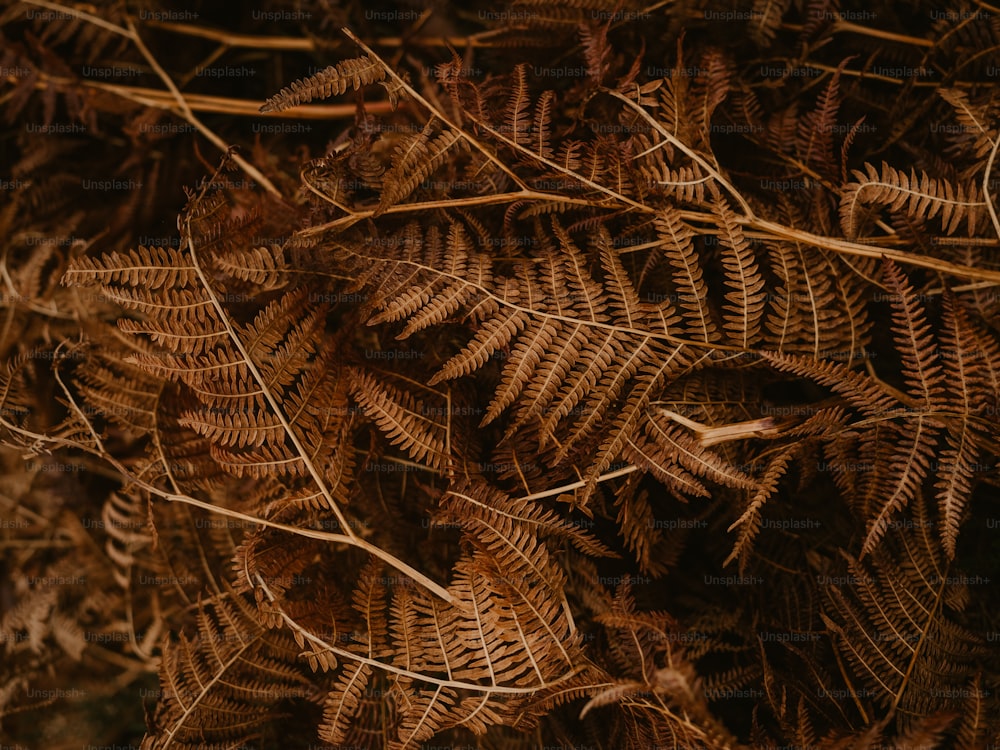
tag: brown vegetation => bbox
[1,1,999,747]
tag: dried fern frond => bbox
[260,53,388,113]
[818,496,993,729]
[840,162,986,238]
[763,259,1000,558]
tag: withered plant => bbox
[2,1,999,748]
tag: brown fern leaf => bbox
[14,11,1000,748]
[579,21,612,84]
[839,162,986,238]
[763,259,999,558]
[763,237,871,358]
[936,88,999,177]
[349,368,449,471]
[611,475,689,575]
[73,337,165,435]
[507,0,613,30]
[655,206,720,343]
[215,244,289,291]
[582,137,636,198]
[337,215,704,508]
[364,221,489,337]
[141,592,322,749]
[691,50,731,141]
[376,124,463,213]
[439,477,615,558]
[533,89,556,160]
[796,62,846,180]
[99,489,152,591]
[725,449,795,572]
[260,54,387,112]
[63,245,199,290]
[61,172,364,540]
[642,43,694,142]
[953,674,991,750]
[882,260,946,409]
[761,349,894,416]
[7,0,130,68]
[817,498,993,733]
[505,63,533,148]
[934,289,999,558]
[305,532,591,747]
[587,582,740,749]
[714,196,766,348]
[641,414,758,490]
[621,428,711,501]
[643,161,713,204]
[319,662,373,745]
